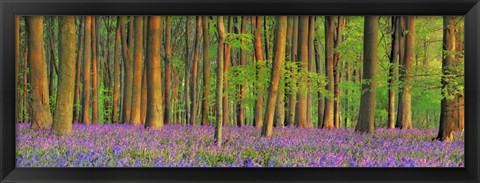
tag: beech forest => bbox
[15,16,464,167]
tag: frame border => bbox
[1,0,479,182]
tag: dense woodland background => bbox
[15,16,464,145]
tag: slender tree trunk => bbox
[333,16,344,128]
[164,16,172,125]
[15,16,20,122]
[23,19,30,122]
[306,16,315,128]
[130,16,144,125]
[396,16,406,128]
[397,16,415,129]
[190,16,201,126]
[112,16,121,123]
[202,16,211,126]
[82,16,92,125]
[223,16,233,125]
[235,16,247,127]
[253,16,265,129]
[184,17,191,125]
[215,16,226,146]
[145,16,164,129]
[314,43,325,128]
[436,16,456,142]
[91,17,100,124]
[52,16,76,135]
[287,16,299,127]
[73,17,84,124]
[141,66,147,125]
[323,16,335,129]
[388,16,400,129]
[355,16,379,135]
[261,16,288,137]
[120,17,133,124]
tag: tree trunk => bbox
[82,16,92,125]
[333,16,344,128]
[223,16,233,125]
[306,16,315,128]
[145,16,164,129]
[295,16,309,128]
[23,18,30,122]
[215,16,225,146]
[397,16,415,129]
[388,16,400,129]
[121,17,133,124]
[52,16,76,135]
[261,16,288,137]
[202,16,211,126]
[112,16,121,123]
[28,16,53,130]
[436,16,457,142]
[141,66,147,125]
[15,16,20,122]
[323,16,335,129]
[395,16,406,128]
[130,16,144,125]
[190,16,201,126]
[355,16,379,135]
[164,16,172,125]
[253,16,265,129]
[91,17,100,124]
[287,16,299,127]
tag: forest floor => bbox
[15,123,464,167]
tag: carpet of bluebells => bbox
[16,123,464,167]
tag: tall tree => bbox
[16,16,20,122]
[121,17,133,124]
[165,16,172,125]
[82,16,92,125]
[28,16,53,130]
[253,16,265,129]
[145,16,164,129]
[436,16,457,142]
[130,16,143,125]
[73,17,85,123]
[295,16,309,128]
[306,16,315,128]
[201,16,211,126]
[92,17,100,124]
[223,16,233,125]
[333,16,345,128]
[236,16,247,127]
[388,16,400,129]
[215,16,226,146]
[355,16,379,135]
[52,16,76,135]
[261,16,288,137]
[287,16,299,127]
[323,16,335,129]
[396,16,416,129]
[112,16,122,123]
[190,16,201,125]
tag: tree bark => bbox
[355,16,379,135]
[436,16,457,142]
[295,16,309,128]
[287,16,299,127]
[52,16,76,135]
[215,16,225,146]
[253,16,265,129]
[164,16,172,125]
[261,16,288,137]
[190,16,201,126]
[388,16,400,129]
[112,16,121,123]
[28,16,53,130]
[130,16,144,125]
[201,16,211,126]
[323,16,335,129]
[82,16,92,125]
[145,16,164,129]
[91,17,100,124]
[397,16,416,129]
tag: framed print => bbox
[1,0,479,182]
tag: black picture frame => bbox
[1,0,479,182]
